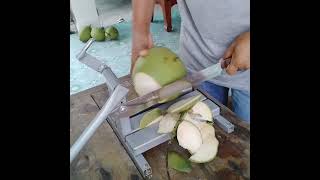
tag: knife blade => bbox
[122,58,230,106]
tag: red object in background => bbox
[153,0,177,32]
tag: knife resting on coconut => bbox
[123,58,231,106]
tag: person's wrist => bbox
[133,33,150,51]
[133,22,149,34]
[132,35,149,60]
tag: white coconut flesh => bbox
[157,113,180,134]
[198,123,216,140]
[189,137,219,163]
[133,72,162,96]
[180,101,213,130]
[189,101,213,122]
[188,123,218,162]
[167,94,202,113]
[182,112,206,130]
[177,121,203,154]
[174,100,218,163]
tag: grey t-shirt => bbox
[177,0,250,92]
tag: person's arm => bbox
[131,0,155,73]
[223,31,250,75]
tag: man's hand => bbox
[131,32,153,72]
[223,31,250,75]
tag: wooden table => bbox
[70,75,250,180]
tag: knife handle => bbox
[158,80,193,100]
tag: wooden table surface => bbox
[70,75,250,180]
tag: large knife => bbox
[123,58,231,106]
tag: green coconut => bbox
[167,94,202,113]
[132,47,187,97]
[91,27,105,41]
[79,26,92,42]
[168,151,192,173]
[139,108,163,129]
[105,26,119,40]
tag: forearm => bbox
[132,0,154,34]
[131,0,155,70]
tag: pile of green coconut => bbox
[132,47,219,172]
[78,25,119,42]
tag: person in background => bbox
[131,0,250,122]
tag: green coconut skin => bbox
[168,151,192,173]
[105,26,119,40]
[79,26,92,42]
[132,47,187,86]
[158,93,181,103]
[167,94,202,113]
[91,27,105,41]
[139,108,162,128]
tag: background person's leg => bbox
[198,81,229,105]
[231,89,250,123]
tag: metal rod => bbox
[76,38,95,59]
[70,85,129,163]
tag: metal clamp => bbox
[97,64,108,73]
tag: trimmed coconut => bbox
[133,72,162,97]
[177,121,202,154]
[158,113,180,134]
[132,47,187,96]
[167,94,202,113]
